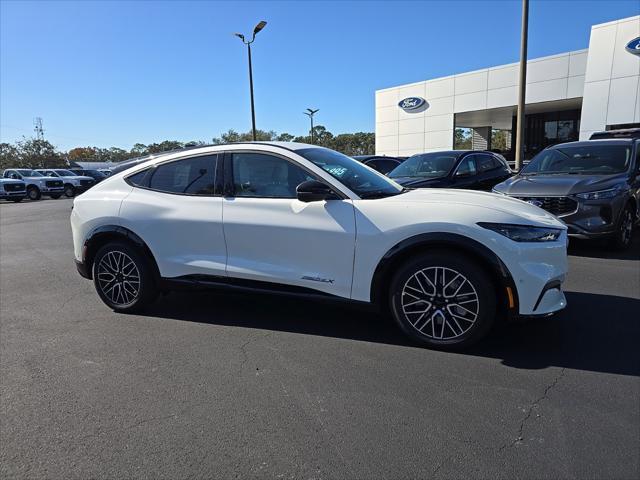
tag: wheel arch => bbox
[83,225,160,282]
[370,232,519,317]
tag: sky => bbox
[1,0,639,151]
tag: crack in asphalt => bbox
[238,331,273,371]
[499,367,567,451]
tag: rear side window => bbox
[145,155,217,195]
[476,154,499,172]
[455,156,477,176]
[126,169,149,187]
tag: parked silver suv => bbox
[2,169,64,200]
[493,139,639,250]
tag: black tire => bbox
[49,194,62,199]
[609,205,635,251]
[389,251,496,350]
[64,184,75,197]
[11,197,24,203]
[27,186,41,201]
[92,241,158,313]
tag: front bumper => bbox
[42,187,65,195]
[0,191,26,199]
[559,196,626,239]
[75,259,91,279]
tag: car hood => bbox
[389,176,447,187]
[493,173,627,196]
[379,188,565,228]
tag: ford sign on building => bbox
[375,15,640,158]
[398,97,426,111]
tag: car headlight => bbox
[575,186,624,200]
[478,222,563,242]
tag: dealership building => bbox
[375,15,640,158]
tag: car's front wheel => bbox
[27,186,41,201]
[64,184,75,197]
[389,251,496,349]
[610,205,635,250]
[92,242,158,313]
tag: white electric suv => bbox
[71,142,568,349]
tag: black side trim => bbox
[532,280,562,312]
[160,274,373,307]
[75,259,91,279]
[371,232,519,316]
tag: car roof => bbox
[547,139,636,148]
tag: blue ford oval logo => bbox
[626,37,640,55]
[398,97,426,111]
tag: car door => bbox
[450,154,480,189]
[474,153,507,191]
[222,150,357,298]
[118,154,227,279]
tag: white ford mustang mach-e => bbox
[71,142,568,349]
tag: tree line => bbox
[0,126,375,170]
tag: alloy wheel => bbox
[96,250,141,306]
[621,210,633,246]
[401,266,479,340]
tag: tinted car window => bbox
[126,169,150,187]
[147,155,217,195]
[476,154,498,172]
[366,159,400,174]
[389,153,460,179]
[455,156,477,176]
[232,153,312,198]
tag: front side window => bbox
[231,153,313,198]
[522,145,632,175]
[147,155,217,195]
[389,152,460,180]
[297,147,403,198]
[16,169,43,177]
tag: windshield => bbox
[17,169,43,177]
[296,147,403,198]
[522,144,632,175]
[388,152,460,178]
[54,169,76,176]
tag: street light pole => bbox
[304,108,319,144]
[514,0,529,171]
[235,21,267,141]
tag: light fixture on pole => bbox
[304,108,319,144]
[234,20,267,141]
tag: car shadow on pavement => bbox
[143,289,639,377]
[568,234,640,261]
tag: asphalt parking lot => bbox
[1,198,639,479]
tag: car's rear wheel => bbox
[92,242,158,313]
[27,186,41,201]
[610,205,634,250]
[389,251,496,349]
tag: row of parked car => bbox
[353,127,640,250]
[0,168,111,203]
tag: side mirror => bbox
[296,180,337,203]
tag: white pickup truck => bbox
[2,169,64,200]
[36,169,95,198]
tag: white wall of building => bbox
[376,15,640,156]
[579,16,640,140]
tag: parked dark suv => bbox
[388,150,512,191]
[492,139,640,250]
